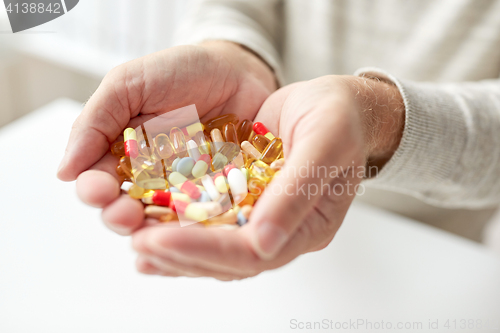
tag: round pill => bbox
[177,157,196,177]
[171,157,181,172]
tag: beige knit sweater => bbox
[175,0,500,212]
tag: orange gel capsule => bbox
[237,119,253,143]
[260,138,283,164]
[119,156,133,178]
[251,134,271,152]
[170,127,188,158]
[111,141,125,157]
[223,122,239,145]
[204,114,239,133]
[155,133,175,159]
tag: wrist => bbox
[348,75,405,166]
[199,40,278,92]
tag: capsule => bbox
[260,138,283,164]
[223,122,239,145]
[168,172,201,199]
[201,174,221,201]
[251,134,271,152]
[210,128,224,153]
[128,184,147,199]
[152,190,171,206]
[237,193,255,207]
[227,167,248,203]
[184,203,209,221]
[237,119,253,143]
[203,210,237,225]
[253,122,275,141]
[241,141,261,159]
[212,153,228,171]
[181,122,204,138]
[171,199,189,214]
[194,131,211,155]
[213,173,229,193]
[154,133,175,159]
[119,156,133,178]
[185,202,223,221]
[192,154,211,178]
[111,141,125,157]
[218,142,240,162]
[204,114,239,133]
[186,140,202,161]
[124,128,139,159]
[144,205,175,219]
[170,127,188,158]
[248,160,275,183]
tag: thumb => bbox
[57,68,139,182]
[244,109,361,260]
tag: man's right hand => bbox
[57,41,277,235]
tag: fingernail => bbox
[254,223,288,260]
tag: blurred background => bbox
[1,0,500,254]
[0,0,190,127]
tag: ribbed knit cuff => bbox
[354,67,470,207]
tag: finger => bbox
[101,194,145,235]
[133,229,246,280]
[136,255,164,275]
[244,98,361,260]
[76,170,120,208]
[132,226,258,277]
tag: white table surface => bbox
[1,99,500,333]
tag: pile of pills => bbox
[111,113,284,227]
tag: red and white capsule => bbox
[124,128,139,159]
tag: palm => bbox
[129,78,367,281]
[58,42,276,235]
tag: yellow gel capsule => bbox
[248,160,275,183]
[128,184,146,199]
[251,134,271,153]
[260,138,283,165]
[223,122,239,145]
[155,133,175,159]
[170,127,188,158]
[195,131,211,155]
